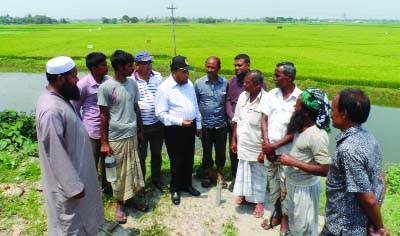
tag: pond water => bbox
[0,72,398,165]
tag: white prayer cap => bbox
[46,56,76,74]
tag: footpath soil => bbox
[113,178,325,236]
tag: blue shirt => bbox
[194,75,228,128]
[325,125,384,236]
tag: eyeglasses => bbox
[138,61,153,65]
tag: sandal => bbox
[115,203,127,224]
[261,209,281,230]
[217,177,228,189]
[252,203,264,218]
[128,198,149,212]
[280,230,291,236]
[235,196,247,205]
[201,176,212,188]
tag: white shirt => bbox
[131,70,163,125]
[260,86,302,155]
[155,75,202,128]
[233,89,268,161]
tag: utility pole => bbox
[167,3,177,56]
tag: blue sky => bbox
[2,0,399,20]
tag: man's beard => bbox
[236,71,247,80]
[287,109,305,134]
[59,82,80,101]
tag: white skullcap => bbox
[46,56,76,74]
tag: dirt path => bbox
[111,178,325,236]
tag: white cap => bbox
[46,56,76,74]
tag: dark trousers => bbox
[228,123,238,178]
[138,121,164,183]
[201,127,227,170]
[164,124,196,192]
[89,138,111,191]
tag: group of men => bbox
[35,51,388,236]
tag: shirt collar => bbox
[87,73,108,87]
[273,85,301,100]
[205,76,223,84]
[244,89,265,105]
[335,125,363,144]
[133,70,155,81]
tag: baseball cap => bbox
[170,55,194,71]
[134,51,154,62]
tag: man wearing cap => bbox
[36,56,105,235]
[98,50,146,223]
[132,51,165,192]
[155,55,202,205]
[72,52,111,195]
[194,56,228,188]
[278,88,331,236]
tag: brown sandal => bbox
[261,209,281,230]
[115,203,127,224]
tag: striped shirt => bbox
[131,70,163,125]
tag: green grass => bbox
[1,23,400,106]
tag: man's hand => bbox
[230,141,237,154]
[369,226,390,236]
[257,152,264,163]
[196,129,202,138]
[280,153,297,167]
[182,119,192,127]
[72,189,85,199]
[262,142,277,155]
[101,143,113,156]
[266,153,278,163]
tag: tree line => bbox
[0,14,69,24]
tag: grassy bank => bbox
[1,23,400,107]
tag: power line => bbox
[167,3,177,56]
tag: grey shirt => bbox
[36,90,104,236]
[325,125,384,236]
[194,75,228,128]
[97,78,140,141]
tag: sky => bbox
[2,0,399,20]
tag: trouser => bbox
[201,127,227,170]
[228,123,238,178]
[286,181,321,236]
[89,138,111,191]
[164,123,196,192]
[138,121,164,182]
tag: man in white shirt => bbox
[260,62,302,234]
[155,55,202,205]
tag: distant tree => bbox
[111,18,117,24]
[130,16,139,23]
[102,17,110,24]
[121,15,130,23]
[198,17,217,24]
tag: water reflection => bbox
[0,72,398,165]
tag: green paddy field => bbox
[1,23,400,106]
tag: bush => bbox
[0,110,37,155]
[385,165,400,195]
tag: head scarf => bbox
[301,87,331,133]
